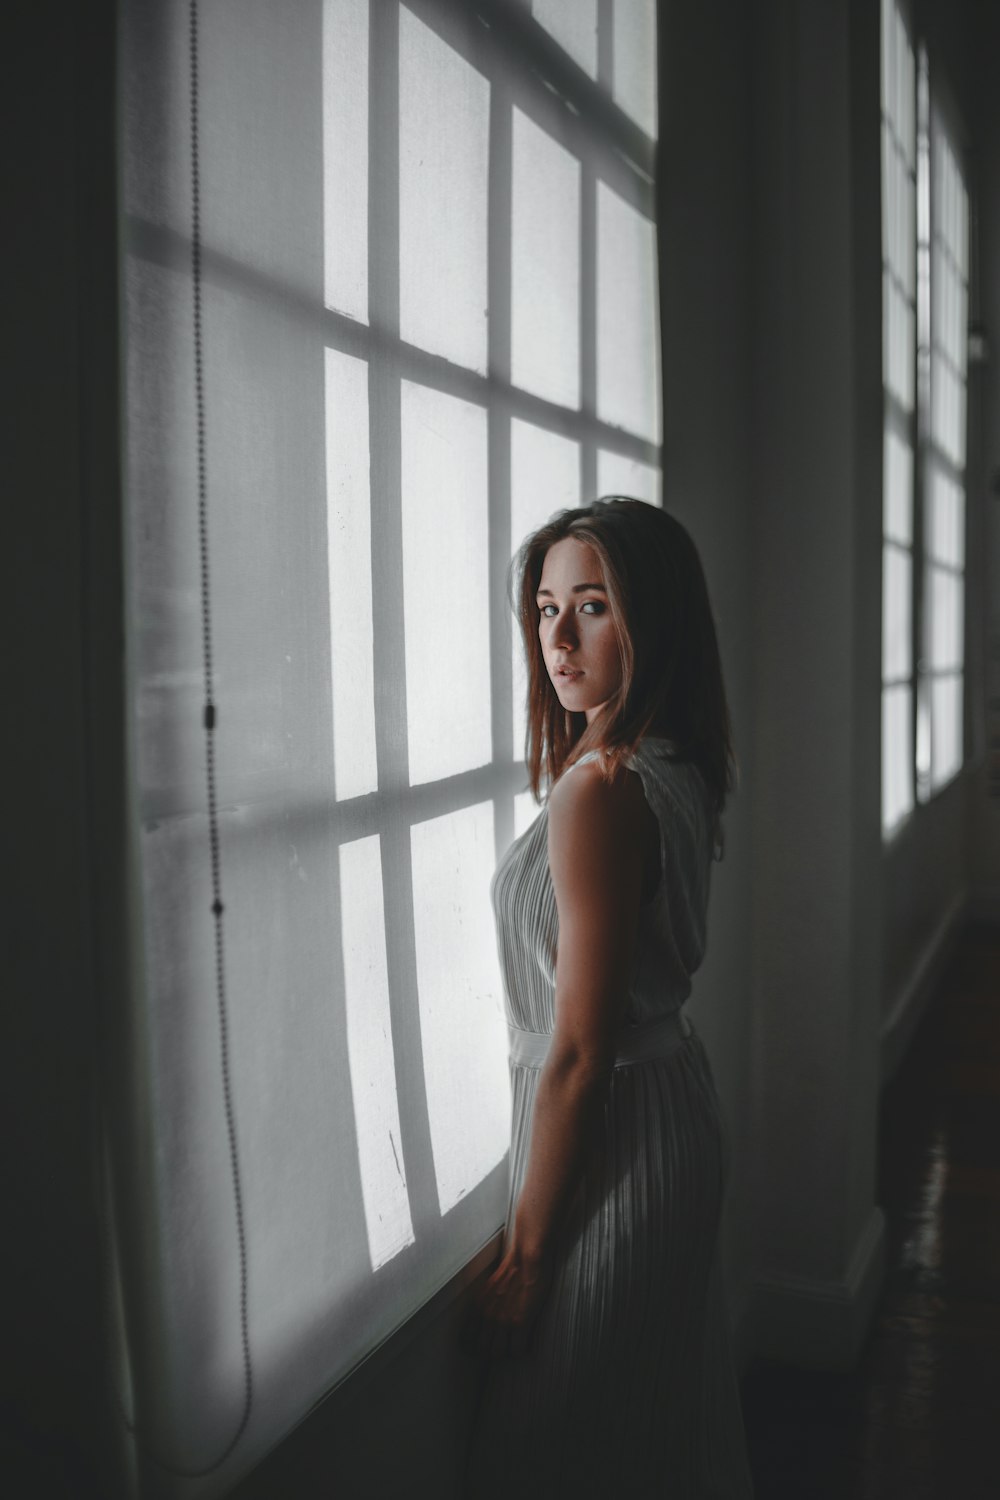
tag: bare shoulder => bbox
[547,758,650,861]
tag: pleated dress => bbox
[464,738,754,1498]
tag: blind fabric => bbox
[116,1,661,1494]
[923,93,968,792]
[880,0,916,836]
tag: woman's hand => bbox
[473,1241,554,1359]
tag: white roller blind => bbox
[116,1,661,1493]
[921,79,969,797]
[879,0,917,838]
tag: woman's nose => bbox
[552,613,577,649]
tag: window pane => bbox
[340,836,414,1270]
[928,566,963,673]
[510,420,580,758]
[882,543,911,682]
[401,382,491,784]
[883,426,912,544]
[514,790,540,840]
[511,420,580,550]
[325,348,378,799]
[399,9,489,371]
[882,682,913,834]
[323,0,368,321]
[598,449,661,506]
[931,358,959,463]
[884,272,914,411]
[532,0,597,78]
[930,673,962,789]
[410,803,510,1216]
[597,181,661,442]
[511,109,581,409]
[915,671,931,801]
[612,0,658,139]
[927,466,964,568]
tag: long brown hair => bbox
[512,497,737,829]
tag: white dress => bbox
[463,738,754,1498]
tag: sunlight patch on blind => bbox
[882,0,914,157]
[882,544,911,681]
[930,362,965,469]
[401,382,491,784]
[511,420,580,548]
[930,131,968,469]
[883,427,912,544]
[927,468,964,568]
[399,7,489,372]
[340,836,415,1270]
[513,790,539,842]
[410,803,510,1216]
[325,347,378,799]
[510,419,580,759]
[322,0,368,322]
[511,109,581,410]
[928,568,962,673]
[882,684,913,834]
[930,676,962,787]
[532,0,597,79]
[880,0,916,836]
[598,450,661,507]
[612,0,658,139]
[597,181,661,444]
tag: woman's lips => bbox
[554,667,583,681]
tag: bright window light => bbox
[340,836,415,1270]
[882,683,913,835]
[399,8,489,372]
[597,181,661,444]
[510,419,580,758]
[612,0,658,139]
[323,0,369,322]
[325,347,378,800]
[511,109,581,410]
[883,426,913,544]
[410,804,511,1216]
[597,449,662,507]
[401,382,492,785]
[532,0,597,78]
[880,0,917,838]
[882,544,912,682]
[513,790,539,841]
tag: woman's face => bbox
[536,537,623,725]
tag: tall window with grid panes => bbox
[121,0,662,1483]
[880,3,969,837]
[880,0,917,836]
[918,65,969,798]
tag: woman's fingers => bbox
[470,1247,553,1358]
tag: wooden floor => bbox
[741,922,1000,1499]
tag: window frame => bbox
[880,9,970,841]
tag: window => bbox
[918,77,969,797]
[118,0,661,1488]
[880,5,968,837]
[880,0,917,836]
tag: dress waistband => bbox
[507,1010,692,1071]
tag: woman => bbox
[464,498,754,1498]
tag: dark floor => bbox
[741,922,1000,1499]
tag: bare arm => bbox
[476,760,652,1356]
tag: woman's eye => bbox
[539,604,558,617]
[580,600,604,614]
